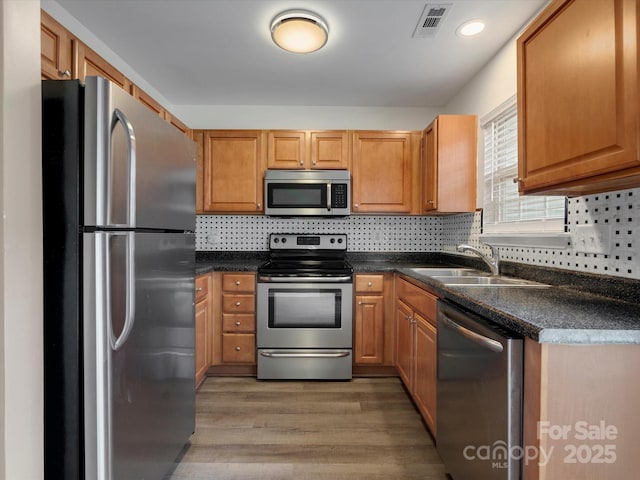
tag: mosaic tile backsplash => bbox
[196,187,640,280]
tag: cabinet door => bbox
[422,121,438,212]
[354,295,385,364]
[310,131,349,169]
[517,0,640,195]
[352,131,419,213]
[76,42,131,92]
[395,299,414,388]
[202,130,265,212]
[195,298,209,386]
[414,314,437,436]
[267,131,307,169]
[41,11,75,80]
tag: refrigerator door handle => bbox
[110,108,137,228]
[109,232,137,352]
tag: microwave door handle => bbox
[327,183,331,212]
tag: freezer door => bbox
[84,76,196,231]
[84,232,195,480]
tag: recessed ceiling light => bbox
[457,20,485,37]
[270,9,329,54]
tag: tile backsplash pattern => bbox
[196,187,640,280]
[196,215,443,252]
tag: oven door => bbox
[256,279,353,349]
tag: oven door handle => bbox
[258,275,353,283]
[260,350,351,358]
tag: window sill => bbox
[479,233,571,249]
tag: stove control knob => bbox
[274,238,279,244]
[330,238,336,244]
[281,237,287,244]
[338,238,343,244]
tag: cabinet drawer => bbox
[222,293,255,313]
[222,313,256,333]
[222,333,256,363]
[396,278,437,325]
[355,274,384,293]
[195,274,209,303]
[222,273,255,293]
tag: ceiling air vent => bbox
[412,3,451,38]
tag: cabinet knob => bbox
[405,314,412,322]
[354,203,359,209]
[235,321,241,326]
[427,200,434,205]
[195,287,203,292]
[235,301,241,307]
[358,301,362,305]
[513,177,523,184]
[312,160,316,166]
[235,280,241,286]
[58,69,71,78]
[367,281,373,287]
[299,160,304,166]
[235,346,241,351]
[257,202,261,209]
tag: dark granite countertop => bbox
[196,251,640,345]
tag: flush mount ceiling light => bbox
[457,19,485,37]
[270,9,329,54]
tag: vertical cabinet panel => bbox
[414,314,437,435]
[395,299,414,388]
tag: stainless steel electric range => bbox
[256,233,353,380]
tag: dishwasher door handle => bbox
[441,314,504,353]
[260,350,351,359]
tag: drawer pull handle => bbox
[195,287,203,292]
[235,301,241,307]
[367,282,373,287]
[235,280,241,286]
[235,346,241,351]
[235,321,241,326]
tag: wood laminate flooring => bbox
[166,377,448,480]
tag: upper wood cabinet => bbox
[76,42,131,92]
[131,84,166,118]
[41,11,75,80]
[202,130,266,213]
[517,0,640,196]
[267,130,307,169]
[165,112,192,139]
[352,131,421,214]
[422,115,477,214]
[267,130,349,169]
[310,131,350,169]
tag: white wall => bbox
[0,0,44,478]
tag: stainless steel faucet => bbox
[457,243,500,275]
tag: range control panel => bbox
[269,233,347,250]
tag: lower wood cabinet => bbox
[353,273,395,368]
[212,272,257,367]
[195,273,212,387]
[395,276,438,436]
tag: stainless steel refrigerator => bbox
[42,76,197,480]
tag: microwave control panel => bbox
[332,184,348,208]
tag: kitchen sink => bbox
[408,267,485,277]
[432,276,549,287]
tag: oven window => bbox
[268,289,341,328]
[267,183,326,208]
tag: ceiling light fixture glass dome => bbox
[270,9,329,54]
[457,20,485,37]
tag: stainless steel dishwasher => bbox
[437,300,523,480]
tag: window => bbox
[482,97,566,233]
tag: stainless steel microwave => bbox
[264,170,351,216]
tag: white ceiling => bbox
[51,0,547,108]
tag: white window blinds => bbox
[482,100,565,233]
